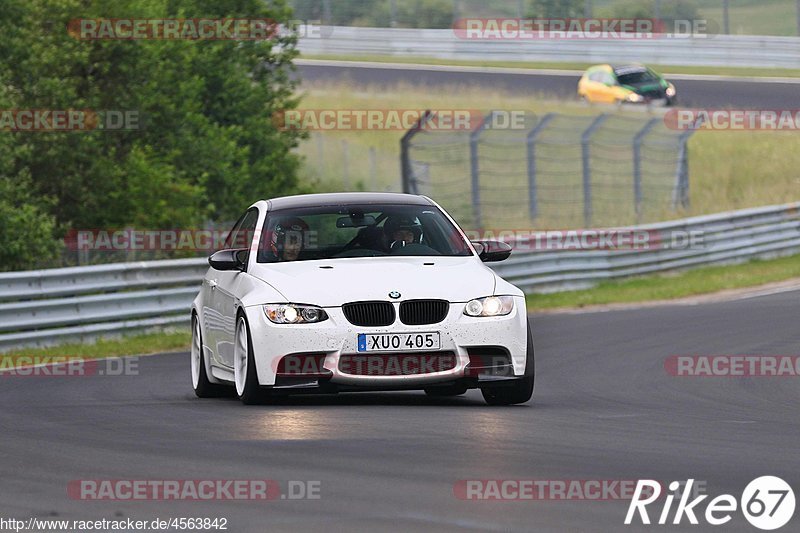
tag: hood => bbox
[248,256,497,307]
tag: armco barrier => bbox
[0,259,207,351]
[491,202,800,292]
[0,202,798,351]
[298,26,800,69]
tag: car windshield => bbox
[615,67,659,85]
[257,203,473,263]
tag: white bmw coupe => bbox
[191,193,534,405]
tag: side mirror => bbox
[208,249,247,271]
[471,240,512,263]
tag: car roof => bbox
[265,192,433,211]
[612,64,648,74]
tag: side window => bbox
[603,72,617,86]
[225,208,259,252]
[222,212,247,250]
[588,71,604,83]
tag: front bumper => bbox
[242,298,528,389]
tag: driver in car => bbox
[268,217,308,262]
[383,215,422,250]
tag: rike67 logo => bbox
[626,477,795,530]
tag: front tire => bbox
[234,314,269,405]
[481,320,535,406]
[191,314,227,398]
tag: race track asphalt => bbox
[2,288,798,532]
[297,61,800,109]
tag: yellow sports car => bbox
[578,64,677,106]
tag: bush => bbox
[0,175,60,271]
[0,0,304,270]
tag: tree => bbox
[0,0,304,270]
[527,0,586,18]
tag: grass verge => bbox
[296,81,800,228]
[1,330,191,367]
[299,54,800,79]
[526,253,800,310]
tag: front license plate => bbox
[358,332,440,352]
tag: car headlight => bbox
[264,304,328,324]
[464,296,514,317]
[666,83,676,98]
[625,93,644,103]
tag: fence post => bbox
[400,110,434,194]
[526,113,557,221]
[674,137,691,210]
[723,0,730,34]
[581,114,609,227]
[341,139,350,190]
[673,115,704,210]
[633,118,660,222]
[369,147,377,191]
[470,112,491,229]
[316,133,324,174]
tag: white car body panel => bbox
[191,193,531,396]
[247,256,500,307]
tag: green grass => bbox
[299,53,800,79]
[526,252,800,310]
[294,81,800,229]
[590,0,799,37]
[1,330,190,367]
[692,0,799,37]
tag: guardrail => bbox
[0,259,207,352]
[0,202,798,351]
[299,26,800,69]
[491,202,800,292]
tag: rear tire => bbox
[191,314,228,398]
[234,314,270,405]
[481,320,535,406]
